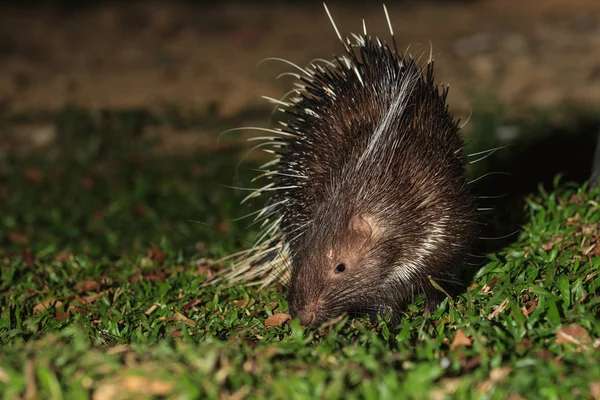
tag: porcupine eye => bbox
[334,264,346,274]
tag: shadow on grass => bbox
[467,104,600,254]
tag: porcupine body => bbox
[217,5,479,328]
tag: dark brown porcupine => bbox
[212,4,482,328]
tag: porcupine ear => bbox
[350,215,380,241]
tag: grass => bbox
[1,105,600,399]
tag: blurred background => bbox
[1,0,600,257]
[1,0,599,118]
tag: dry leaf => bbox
[84,292,105,303]
[147,244,166,263]
[75,280,101,292]
[8,232,30,245]
[173,311,196,326]
[0,366,9,383]
[53,311,69,321]
[264,313,291,327]
[235,298,249,308]
[590,381,600,400]
[217,221,230,233]
[482,277,503,294]
[556,324,592,346]
[450,329,472,351]
[22,249,35,266]
[487,298,510,320]
[23,167,43,183]
[489,367,512,382]
[182,298,204,313]
[55,251,74,262]
[121,376,174,395]
[33,296,57,314]
[145,304,158,315]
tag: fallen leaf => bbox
[182,299,204,313]
[147,244,166,263]
[23,167,43,182]
[25,360,36,399]
[556,324,592,346]
[84,292,105,303]
[489,367,512,382]
[590,381,600,400]
[450,329,472,351]
[67,305,90,315]
[487,298,510,320]
[33,296,58,314]
[145,304,158,315]
[121,376,174,395]
[217,221,230,233]
[80,176,95,190]
[173,311,196,326]
[516,338,532,352]
[22,249,35,266]
[264,313,291,327]
[482,277,503,294]
[235,298,249,308]
[55,251,74,262]
[75,280,101,292]
[0,366,9,383]
[133,204,147,218]
[53,311,69,321]
[8,232,30,245]
[541,236,562,251]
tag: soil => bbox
[0,0,599,118]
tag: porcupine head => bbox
[281,9,477,328]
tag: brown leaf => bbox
[235,298,249,308]
[53,311,69,321]
[84,292,105,304]
[217,221,230,233]
[482,277,503,294]
[171,330,183,338]
[55,251,74,262]
[22,249,35,266]
[487,298,510,320]
[147,244,166,263]
[33,296,57,314]
[173,311,196,326]
[66,305,90,315]
[23,167,43,183]
[450,329,472,351]
[145,304,158,315]
[121,376,175,395]
[556,324,592,346]
[75,280,101,292]
[182,299,204,313]
[590,381,600,400]
[516,338,532,352]
[190,164,205,177]
[80,176,95,190]
[133,203,147,218]
[541,236,562,251]
[264,313,291,327]
[489,367,512,382]
[8,232,30,245]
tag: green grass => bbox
[1,106,600,399]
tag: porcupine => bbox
[212,4,492,328]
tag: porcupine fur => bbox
[211,4,490,327]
